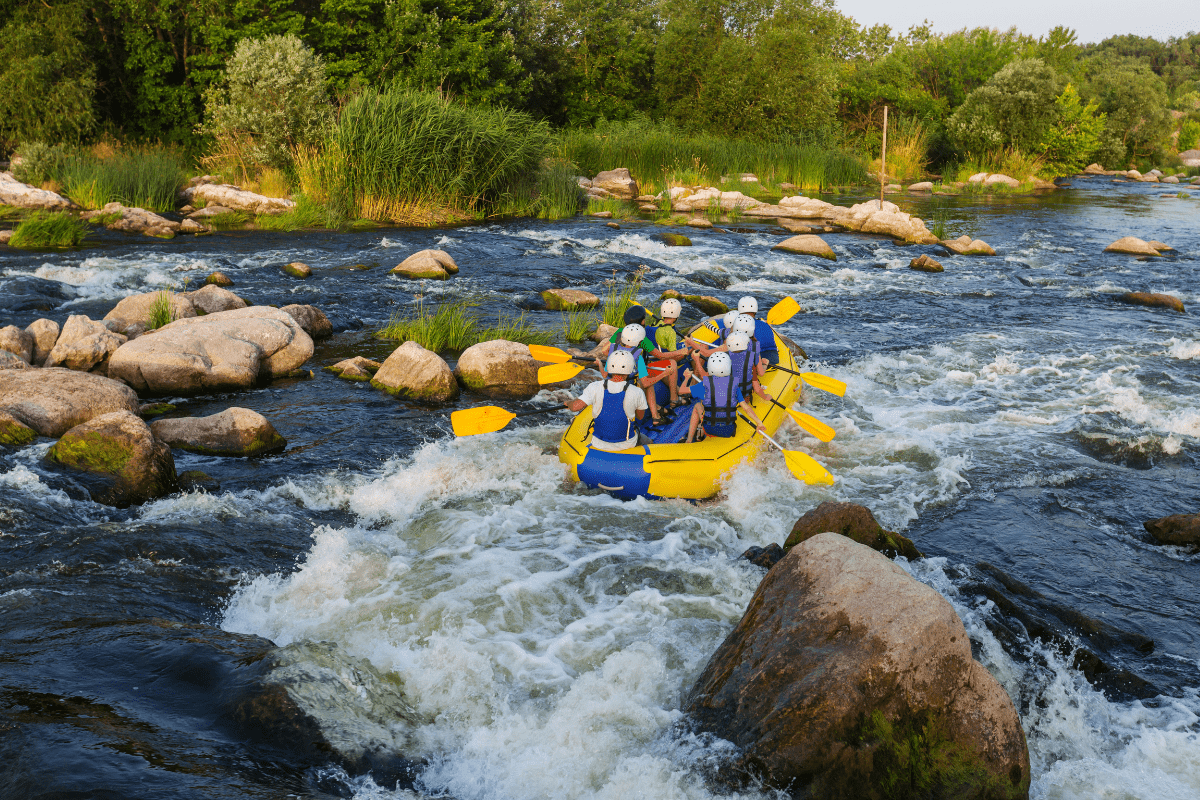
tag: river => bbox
[2,177,1198,799]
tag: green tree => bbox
[0,2,96,149]
[202,34,333,168]
[1081,55,1173,163]
[1038,84,1106,175]
[946,58,1062,156]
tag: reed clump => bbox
[147,290,177,330]
[377,299,552,352]
[9,211,89,248]
[601,267,647,328]
[61,146,187,212]
[561,309,598,342]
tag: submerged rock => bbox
[178,470,220,493]
[24,318,59,366]
[373,341,458,402]
[107,306,314,395]
[1144,514,1200,546]
[46,410,178,507]
[660,232,692,247]
[541,288,600,311]
[151,407,286,456]
[0,412,37,447]
[454,340,545,399]
[280,304,333,339]
[0,368,140,437]
[1118,292,1185,312]
[205,271,234,287]
[910,254,944,272]
[231,640,425,782]
[686,533,1030,799]
[282,261,312,279]
[773,234,836,260]
[783,501,922,559]
[324,356,381,382]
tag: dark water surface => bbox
[2,178,1199,799]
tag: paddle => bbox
[766,364,847,397]
[538,362,587,384]
[766,296,801,326]
[740,414,834,485]
[528,344,593,364]
[451,405,565,437]
[767,398,835,442]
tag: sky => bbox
[833,0,1200,44]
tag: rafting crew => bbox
[734,296,781,368]
[563,350,650,451]
[643,298,693,408]
[679,352,767,443]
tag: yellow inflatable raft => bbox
[557,323,803,500]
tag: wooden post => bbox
[880,105,888,208]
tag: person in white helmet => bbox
[564,350,649,452]
[735,296,781,367]
[679,351,765,443]
[643,297,691,408]
[724,330,773,404]
[598,323,665,423]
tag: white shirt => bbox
[578,379,648,451]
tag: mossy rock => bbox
[204,271,234,287]
[139,403,176,418]
[282,262,312,279]
[783,501,922,560]
[0,413,37,447]
[541,288,600,311]
[45,411,177,507]
[660,232,692,246]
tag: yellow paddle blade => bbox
[782,450,835,485]
[538,362,585,384]
[766,296,801,326]
[799,371,847,397]
[451,406,517,437]
[788,409,836,442]
[527,344,574,364]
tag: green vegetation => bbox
[147,291,177,330]
[61,147,187,212]
[533,160,585,220]
[204,211,250,230]
[377,299,552,352]
[586,197,635,220]
[253,195,331,231]
[601,268,647,329]
[9,211,88,248]
[560,309,598,343]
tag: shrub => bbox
[9,211,88,248]
[11,142,78,186]
[947,58,1062,157]
[1179,119,1200,152]
[202,35,333,171]
[1038,85,1106,177]
[60,147,187,212]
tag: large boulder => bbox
[1144,514,1200,546]
[910,254,944,273]
[591,168,639,200]
[686,533,1030,799]
[1104,237,1162,256]
[45,410,178,507]
[0,412,37,447]
[186,284,247,315]
[453,340,545,399]
[773,234,836,261]
[824,199,939,244]
[180,182,296,215]
[280,304,333,339]
[82,203,180,239]
[0,368,139,437]
[0,171,77,210]
[983,173,1020,189]
[44,315,127,372]
[783,501,922,559]
[541,288,599,311]
[671,186,761,213]
[1179,149,1200,168]
[104,291,198,330]
[24,318,60,365]
[0,325,34,363]
[391,249,458,280]
[371,341,458,402]
[106,306,314,395]
[150,407,286,456]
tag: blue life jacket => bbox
[754,319,778,356]
[591,379,634,444]
[727,347,756,394]
[702,375,738,430]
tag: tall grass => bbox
[533,159,585,220]
[561,309,598,342]
[147,291,177,330]
[9,211,89,248]
[560,119,867,194]
[377,299,552,352]
[316,87,554,222]
[946,148,1046,185]
[61,147,187,212]
[587,197,635,219]
[871,118,929,181]
[601,267,647,328]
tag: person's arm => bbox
[566,398,587,411]
[739,399,766,431]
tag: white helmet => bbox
[707,352,733,377]
[722,310,740,330]
[660,298,682,319]
[725,332,750,352]
[732,314,756,336]
[619,323,645,347]
[738,296,758,314]
[605,350,636,375]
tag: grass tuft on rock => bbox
[9,211,89,248]
[601,267,647,328]
[147,291,177,330]
[377,299,551,352]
